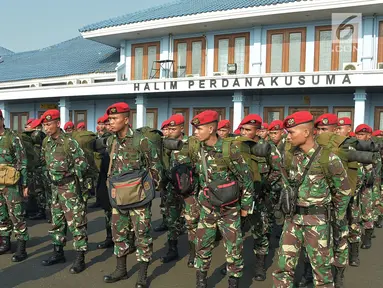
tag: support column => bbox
[59,97,70,129]
[353,88,367,128]
[0,101,10,128]
[251,26,262,74]
[361,17,374,70]
[136,94,147,128]
[232,91,245,130]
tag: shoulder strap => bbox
[298,146,322,187]
[200,146,209,185]
[107,139,117,178]
[319,147,331,184]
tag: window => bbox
[130,108,158,129]
[263,107,285,123]
[229,107,249,130]
[131,42,160,80]
[374,107,383,130]
[333,107,354,126]
[314,25,358,71]
[267,28,306,73]
[10,112,29,131]
[378,22,383,63]
[214,33,250,74]
[74,110,87,129]
[288,107,328,121]
[174,37,206,77]
[172,108,190,135]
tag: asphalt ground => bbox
[1,197,382,288]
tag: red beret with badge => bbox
[168,114,184,126]
[315,113,338,127]
[283,111,313,129]
[337,117,352,126]
[268,120,284,131]
[355,124,372,134]
[161,119,170,129]
[26,118,35,126]
[40,109,60,123]
[372,130,383,137]
[29,119,42,129]
[240,114,262,127]
[260,123,268,130]
[106,102,130,115]
[191,110,218,127]
[218,120,230,130]
[64,121,74,130]
[77,122,85,129]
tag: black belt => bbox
[295,205,327,215]
[52,176,75,186]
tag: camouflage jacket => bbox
[194,138,254,211]
[41,131,88,183]
[290,143,351,224]
[108,127,162,189]
[258,138,282,187]
[356,163,373,192]
[0,129,28,186]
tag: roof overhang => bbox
[81,0,383,47]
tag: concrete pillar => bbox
[136,94,147,128]
[206,32,215,76]
[361,17,374,70]
[59,97,70,129]
[0,101,10,128]
[251,26,262,74]
[232,91,245,130]
[353,88,367,128]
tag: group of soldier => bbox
[0,103,382,288]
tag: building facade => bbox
[1,0,383,133]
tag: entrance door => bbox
[288,107,328,121]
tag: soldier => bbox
[0,109,29,262]
[39,109,89,274]
[103,102,162,288]
[77,122,86,132]
[217,119,231,139]
[64,121,74,134]
[257,123,269,140]
[24,118,35,131]
[154,119,170,232]
[372,129,383,228]
[354,124,376,249]
[268,120,286,160]
[272,111,351,288]
[96,115,106,137]
[191,110,254,288]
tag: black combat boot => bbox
[29,209,46,220]
[349,242,360,267]
[228,276,239,288]
[127,231,137,254]
[153,215,168,232]
[69,251,86,274]
[11,240,27,262]
[103,255,128,283]
[297,261,313,287]
[333,266,345,288]
[97,225,114,249]
[361,229,373,249]
[196,270,207,288]
[378,215,383,228]
[46,209,52,223]
[41,245,66,266]
[254,254,266,281]
[0,236,11,254]
[161,240,179,263]
[187,241,196,268]
[135,261,149,288]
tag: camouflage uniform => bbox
[272,144,351,288]
[348,165,364,244]
[360,164,374,230]
[193,138,254,278]
[372,155,382,223]
[0,129,29,241]
[42,131,88,251]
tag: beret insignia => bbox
[45,115,52,121]
[322,118,328,125]
[192,118,200,125]
[339,119,344,125]
[110,107,117,113]
[287,118,295,126]
[169,121,175,126]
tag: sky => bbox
[0,0,173,52]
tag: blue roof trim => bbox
[80,0,303,32]
[0,37,119,83]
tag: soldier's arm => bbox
[68,138,88,182]
[12,133,27,186]
[230,144,254,212]
[328,155,352,220]
[268,145,284,188]
[140,137,163,190]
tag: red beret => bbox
[240,114,262,126]
[168,114,184,126]
[355,124,372,134]
[372,130,383,137]
[260,123,268,130]
[77,122,85,129]
[338,117,352,126]
[26,118,35,125]
[268,120,284,131]
[29,119,42,129]
[349,132,356,137]
[101,114,109,124]
[64,121,74,130]
[234,126,242,135]
[97,116,105,124]
[191,110,218,127]
[41,109,60,123]
[106,102,130,115]
[218,120,230,130]
[283,111,313,128]
[315,113,338,127]
[161,119,170,129]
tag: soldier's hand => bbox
[240,209,248,217]
[23,187,29,198]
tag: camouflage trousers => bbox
[372,179,382,222]
[105,208,112,229]
[272,219,334,288]
[112,205,152,262]
[251,198,271,255]
[166,188,184,241]
[159,189,168,217]
[0,185,29,241]
[50,181,88,251]
[333,219,349,268]
[27,171,47,211]
[183,194,200,243]
[360,186,374,229]
[348,194,362,243]
[195,204,244,278]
